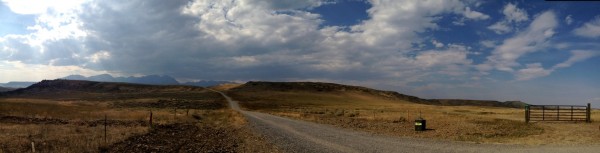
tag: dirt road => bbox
[212,90,600,153]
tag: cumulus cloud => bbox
[1,0,480,83]
[3,0,587,88]
[502,3,529,22]
[487,3,529,34]
[573,16,600,38]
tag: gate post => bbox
[587,103,591,123]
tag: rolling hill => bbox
[230,81,528,108]
[61,74,235,87]
[0,79,204,99]
[0,86,16,92]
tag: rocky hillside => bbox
[231,81,527,108]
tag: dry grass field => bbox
[0,80,279,152]
[228,90,600,146]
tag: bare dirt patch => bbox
[109,123,238,152]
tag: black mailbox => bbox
[415,117,426,131]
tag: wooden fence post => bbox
[557,106,559,121]
[149,111,153,128]
[31,142,35,152]
[104,114,107,145]
[587,103,591,123]
[525,105,530,123]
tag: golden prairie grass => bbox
[230,90,600,145]
[0,87,281,152]
[0,123,147,152]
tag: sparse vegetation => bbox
[0,80,279,152]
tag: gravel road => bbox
[211,90,600,153]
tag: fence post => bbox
[557,106,559,121]
[149,111,153,128]
[525,105,530,123]
[31,142,35,152]
[587,103,591,123]
[104,114,107,145]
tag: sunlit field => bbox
[229,90,600,145]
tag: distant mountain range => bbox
[0,74,234,88]
[0,82,36,88]
[62,74,179,85]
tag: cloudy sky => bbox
[1,0,600,105]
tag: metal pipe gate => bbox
[525,103,590,123]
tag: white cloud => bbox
[182,0,323,43]
[431,40,444,48]
[480,40,496,48]
[553,50,599,69]
[573,16,600,38]
[488,21,512,34]
[487,3,529,34]
[345,0,464,50]
[463,7,489,20]
[0,60,108,82]
[515,63,552,81]
[565,15,573,25]
[483,11,557,72]
[415,50,470,68]
[87,51,111,63]
[503,3,529,22]
[1,0,88,15]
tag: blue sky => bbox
[0,0,599,105]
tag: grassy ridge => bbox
[232,81,527,108]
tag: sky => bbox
[1,0,600,105]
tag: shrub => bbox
[334,109,345,116]
[392,117,407,123]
